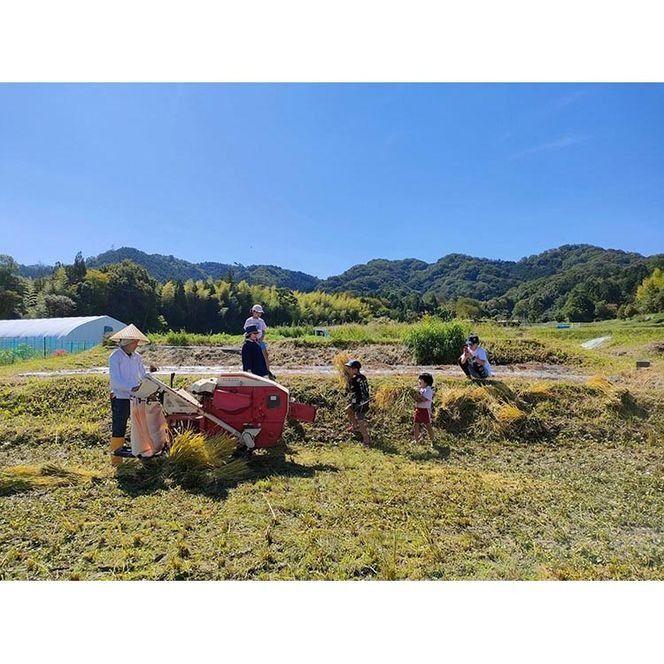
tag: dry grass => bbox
[374,384,416,411]
[332,352,352,388]
[0,463,101,496]
[1,373,663,580]
[491,404,528,434]
[586,375,614,393]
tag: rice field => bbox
[0,370,662,580]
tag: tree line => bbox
[1,253,381,331]
[1,250,663,328]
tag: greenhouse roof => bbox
[0,316,115,339]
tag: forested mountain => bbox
[10,244,664,324]
[317,244,664,321]
[319,258,429,294]
[320,245,653,298]
[83,248,321,291]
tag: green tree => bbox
[0,255,23,318]
[562,290,595,322]
[43,294,77,317]
[593,300,616,320]
[22,279,39,317]
[76,269,110,315]
[65,251,87,285]
[454,297,484,321]
[635,268,664,313]
[104,260,159,329]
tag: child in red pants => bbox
[412,372,434,444]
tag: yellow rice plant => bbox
[519,382,554,404]
[490,403,528,435]
[440,386,492,410]
[438,387,493,433]
[167,430,248,485]
[118,430,249,489]
[586,375,613,394]
[0,464,101,496]
[373,384,417,411]
[482,381,516,404]
[168,430,211,474]
[332,352,352,388]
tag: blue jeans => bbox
[459,359,488,380]
[111,397,131,437]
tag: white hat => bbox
[109,324,150,344]
[251,304,264,313]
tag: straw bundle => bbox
[116,430,249,490]
[374,384,417,411]
[0,464,101,496]
[586,375,613,394]
[332,352,352,388]
[490,403,528,435]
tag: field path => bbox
[19,363,592,382]
[581,335,612,349]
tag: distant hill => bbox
[18,264,55,279]
[320,243,661,297]
[16,244,664,321]
[85,248,321,291]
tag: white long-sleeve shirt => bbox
[109,348,147,399]
[244,316,267,342]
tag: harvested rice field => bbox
[1,370,662,580]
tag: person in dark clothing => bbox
[344,359,371,447]
[242,324,270,377]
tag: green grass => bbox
[0,345,110,378]
[149,322,412,346]
[2,317,662,379]
[0,373,662,580]
[148,331,244,346]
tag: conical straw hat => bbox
[109,324,150,344]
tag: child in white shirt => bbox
[413,372,434,443]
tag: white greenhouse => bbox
[0,316,127,356]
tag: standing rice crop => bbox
[404,318,468,364]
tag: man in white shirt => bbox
[459,334,492,380]
[108,324,154,464]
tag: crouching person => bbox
[344,359,371,447]
[459,334,492,380]
[108,324,154,465]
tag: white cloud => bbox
[509,135,590,160]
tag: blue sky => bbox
[0,83,662,278]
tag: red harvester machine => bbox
[138,373,316,455]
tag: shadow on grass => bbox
[250,444,339,479]
[617,390,649,420]
[0,477,33,497]
[365,430,452,462]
